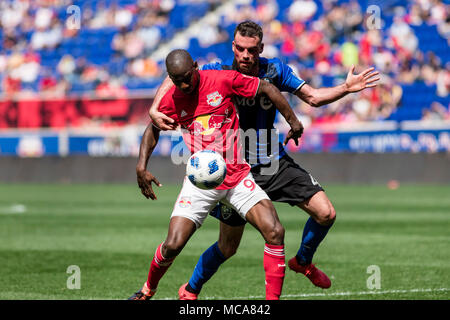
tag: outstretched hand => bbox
[137,169,162,200]
[150,110,177,131]
[345,65,380,93]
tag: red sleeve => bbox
[230,71,260,99]
[158,92,179,124]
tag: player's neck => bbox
[248,65,259,77]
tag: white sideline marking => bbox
[0,204,27,214]
[199,287,450,300]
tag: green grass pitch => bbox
[0,183,449,300]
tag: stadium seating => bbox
[388,83,439,121]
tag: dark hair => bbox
[234,20,263,42]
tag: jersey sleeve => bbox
[275,58,306,93]
[200,62,222,71]
[230,71,260,99]
[158,93,179,125]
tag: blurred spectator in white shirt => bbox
[288,0,317,22]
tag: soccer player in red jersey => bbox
[129,49,303,300]
[146,22,380,299]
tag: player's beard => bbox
[235,59,258,76]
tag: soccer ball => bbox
[186,150,227,190]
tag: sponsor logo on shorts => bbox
[178,197,192,208]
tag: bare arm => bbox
[257,80,304,146]
[136,123,162,200]
[149,76,176,130]
[296,66,380,107]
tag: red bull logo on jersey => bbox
[185,108,232,136]
[206,91,223,107]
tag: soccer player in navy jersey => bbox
[143,21,380,299]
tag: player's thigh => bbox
[224,173,270,221]
[217,222,245,258]
[253,155,324,206]
[171,177,224,229]
[224,173,284,243]
[297,191,336,225]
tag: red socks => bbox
[146,242,175,291]
[146,242,285,299]
[263,243,286,300]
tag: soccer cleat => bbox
[178,283,198,300]
[128,282,156,300]
[288,257,331,289]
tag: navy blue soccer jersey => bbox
[201,57,305,167]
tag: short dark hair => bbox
[234,20,263,42]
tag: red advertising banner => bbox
[0,96,153,129]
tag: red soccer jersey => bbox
[159,70,260,189]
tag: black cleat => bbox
[128,283,156,300]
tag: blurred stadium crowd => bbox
[0,0,449,129]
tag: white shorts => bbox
[171,172,270,228]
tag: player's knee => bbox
[316,205,336,226]
[248,200,284,245]
[218,241,239,259]
[265,222,285,245]
[162,238,185,258]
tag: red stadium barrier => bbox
[0,96,153,129]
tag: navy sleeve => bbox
[274,58,305,93]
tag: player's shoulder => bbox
[260,57,302,87]
[200,69,238,79]
[198,70,235,92]
[162,85,177,99]
[259,56,287,69]
[161,86,181,105]
[158,86,179,116]
[260,57,292,75]
[201,60,233,71]
[258,57,285,80]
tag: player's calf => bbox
[217,222,245,259]
[129,242,174,300]
[129,217,197,300]
[246,200,286,300]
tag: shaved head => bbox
[165,49,199,94]
[166,49,194,77]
